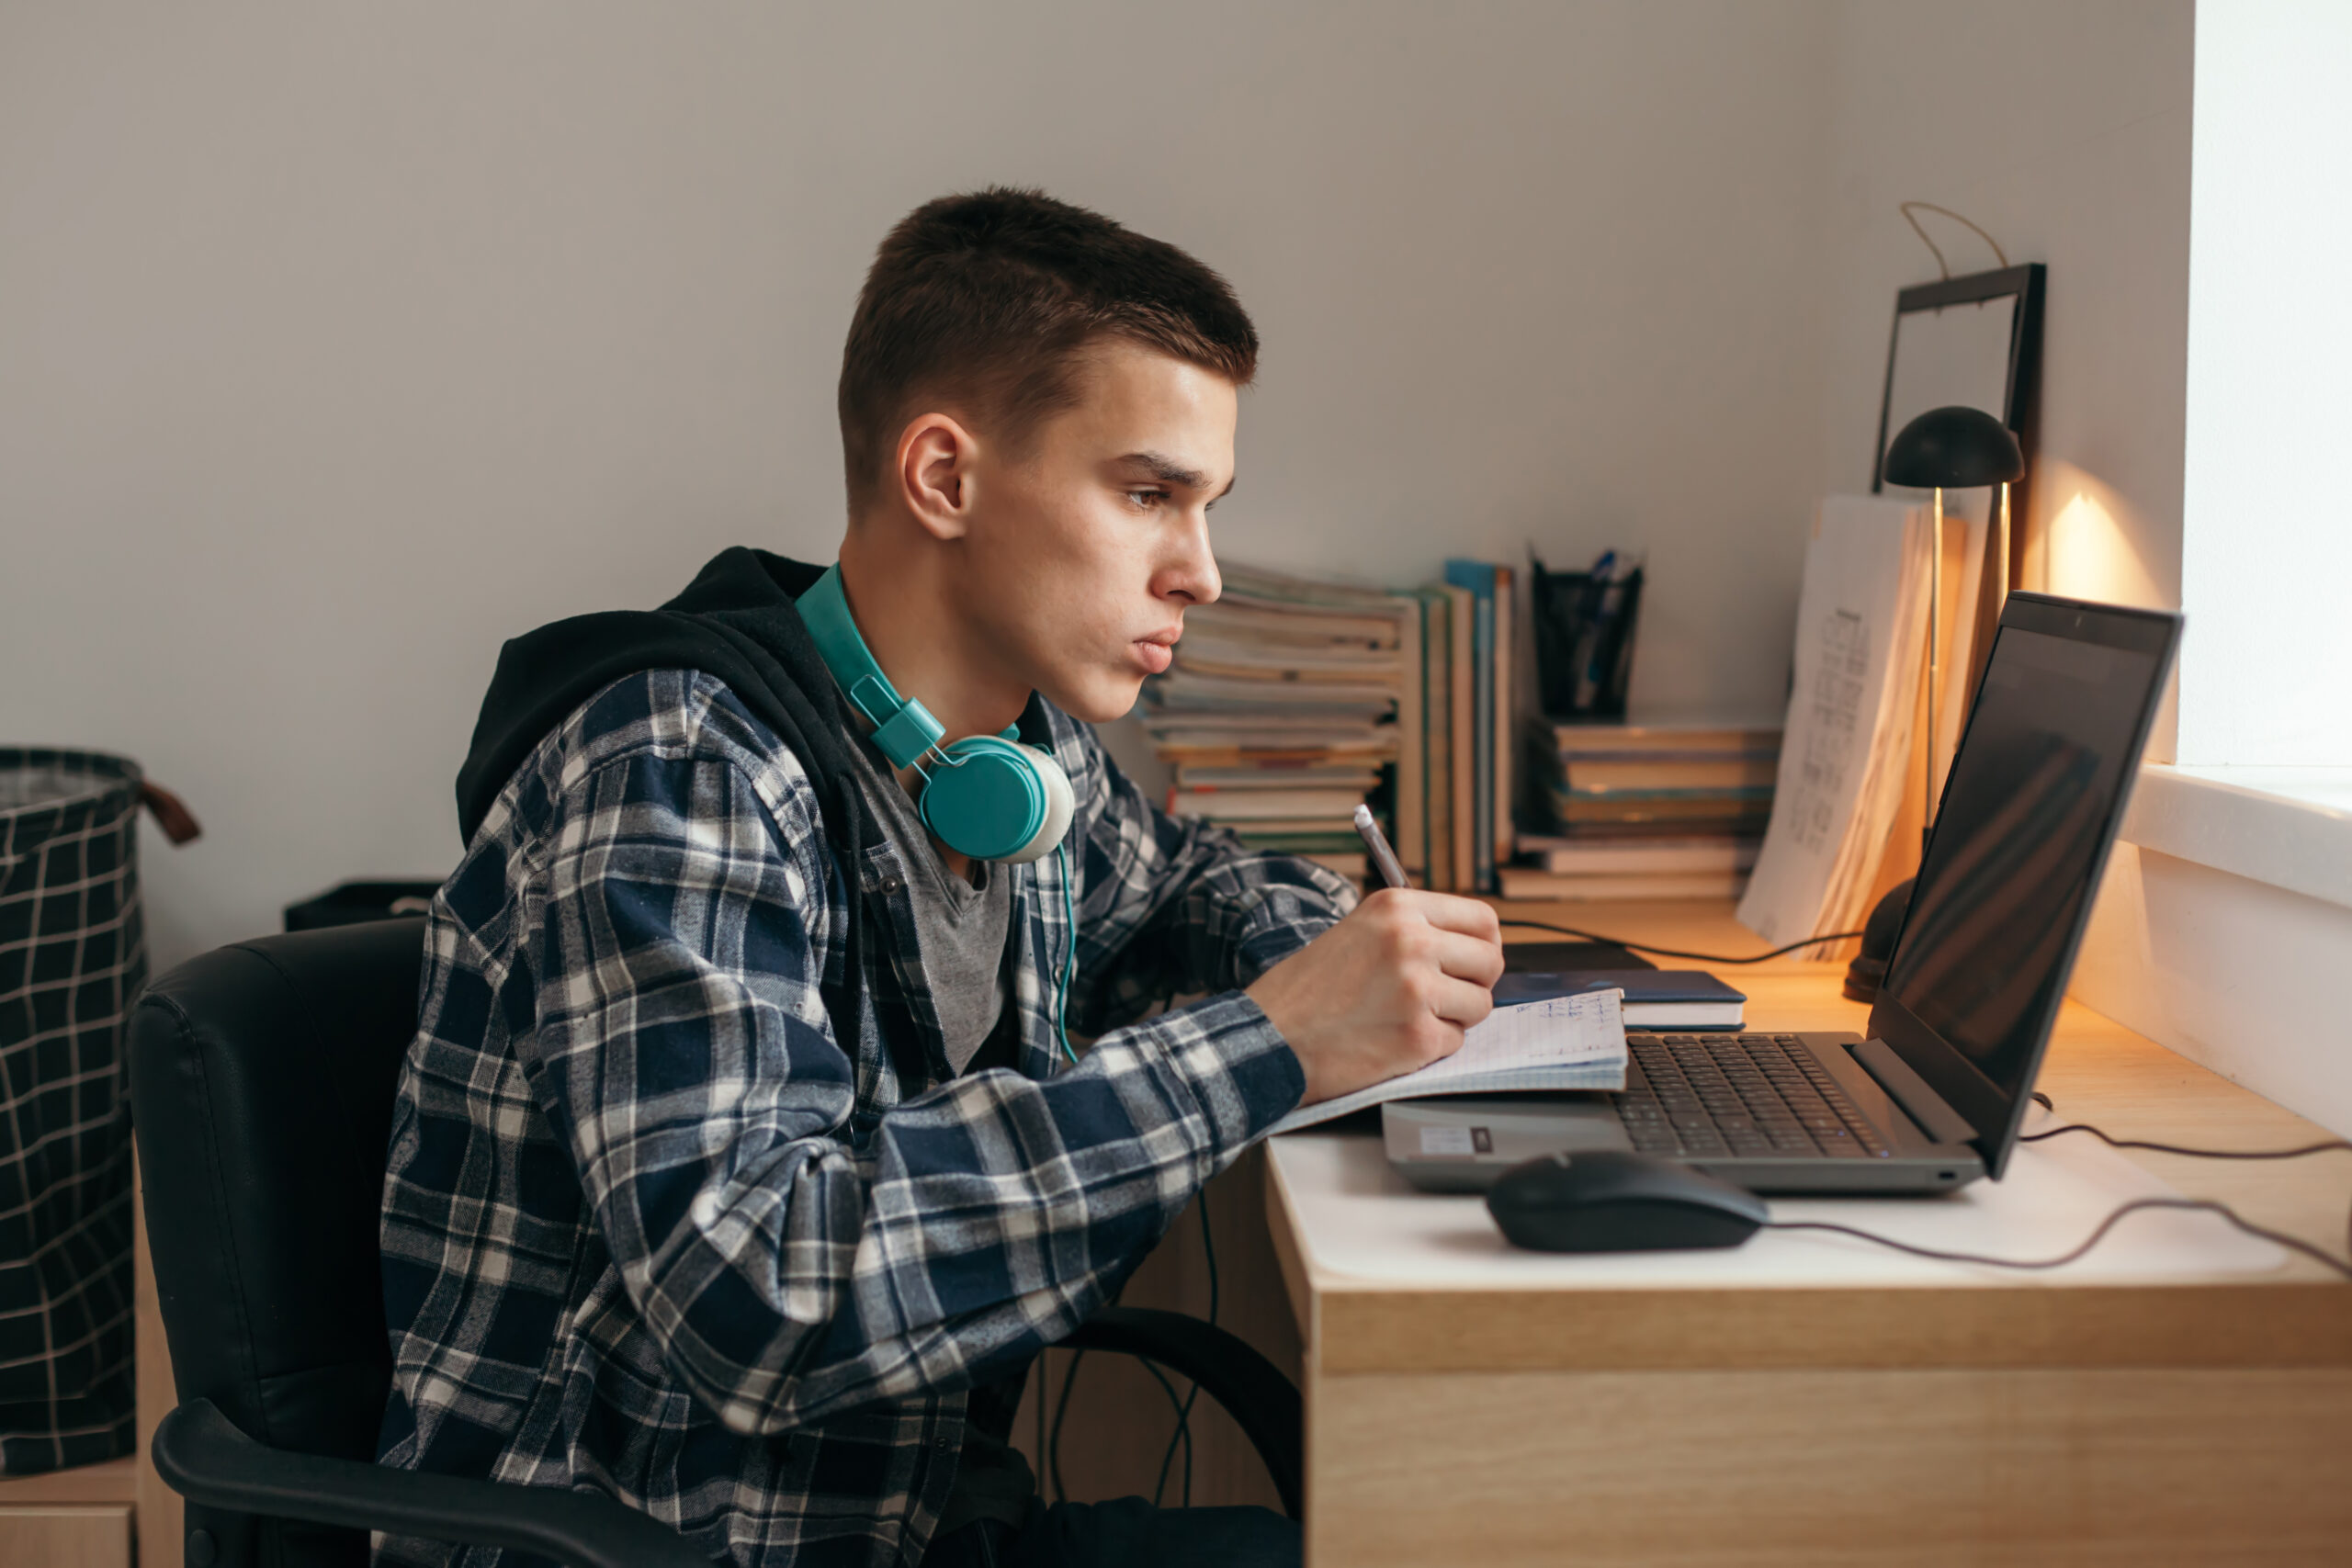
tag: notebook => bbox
[1267,989,1628,1134]
[1494,970,1746,1029]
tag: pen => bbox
[1352,804,1409,890]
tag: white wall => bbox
[1809,0,2352,1138]
[1814,0,2195,682]
[2177,0,2352,768]
[0,1,1842,967]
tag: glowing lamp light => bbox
[1882,405,2026,833]
[1845,405,2027,1004]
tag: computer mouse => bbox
[1485,1151,1770,1253]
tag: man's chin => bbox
[1042,673,1147,728]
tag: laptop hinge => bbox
[1850,1038,1979,1146]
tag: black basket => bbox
[0,748,144,1476]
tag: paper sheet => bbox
[1268,988,1626,1134]
[1737,496,1931,950]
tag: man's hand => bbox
[1245,888,1506,1105]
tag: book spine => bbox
[1420,590,1453,893]
[1394,593,1426,880]
[1473,593,1495,893]
[1445,584,1476,893]
[1493,563,1515,872]
[1444,558,1504,892]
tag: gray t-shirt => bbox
[840,733,1013,1074]
[840,728,1034,1540]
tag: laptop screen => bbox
[1870,594,2179,1177]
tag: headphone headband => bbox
[797,564,944,770]
[796,561,1075,865]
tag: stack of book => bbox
[1143,564,1413,883]
[1141,557,1529,893]
[1501,718,1781,900]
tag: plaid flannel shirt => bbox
[375,669,1354,1568]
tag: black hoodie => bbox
[454,547,905,1077]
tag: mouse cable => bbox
[1767,1195,2352,1280]
[1497,919,1866,965]
[2018,1110,2352,1266]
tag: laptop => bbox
[1385,592,2183,1194]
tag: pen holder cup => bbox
[1531,562,1643,720]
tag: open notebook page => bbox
[1268,988,1626,1134]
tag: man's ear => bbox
[895,412,980,542]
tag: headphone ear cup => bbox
[1003,745,1075,866]
[919,736,1074,863]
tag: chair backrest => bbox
[129,917,428,1567]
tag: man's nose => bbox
[1160,513,1221,606]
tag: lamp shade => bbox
[1883,404,2025,490]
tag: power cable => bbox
[1497,919,1866,964]
[1771,1098,2352,1279]
[1770,1196,2350,1280]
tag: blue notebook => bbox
[1493,970,1745,1029]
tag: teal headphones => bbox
[797,563,1076,864]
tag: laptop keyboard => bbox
[1615,1034,1892,1160]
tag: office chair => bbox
[128,918,1303,1568]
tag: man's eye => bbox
[1126,489,1167,510]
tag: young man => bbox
[377,188,1504,1568]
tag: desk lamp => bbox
[1844,404,2026,1002]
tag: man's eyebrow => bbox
[1117,450,1234,499]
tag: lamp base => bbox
[1840,877,1915,1003]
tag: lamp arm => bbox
[1927,488,1942,846]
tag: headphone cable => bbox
[1054,839,1080,1066]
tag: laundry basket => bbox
[0,747,197,1475]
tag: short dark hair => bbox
[837,187,1258,508]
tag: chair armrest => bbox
[1058,1306,1303,1518]
[153,1400,712,1568]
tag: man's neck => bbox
[834,523,1035,888]
[833,530,1028,750]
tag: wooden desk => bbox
[1263,902,2352,1566]
[74,901,2349,1562]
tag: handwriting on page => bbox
[1265,989,1628,1134]
[1794,607,1871,853]
[1737,494,1928,948]
[1419,989,1623,1080]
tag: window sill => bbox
[2120,764,2352,912]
